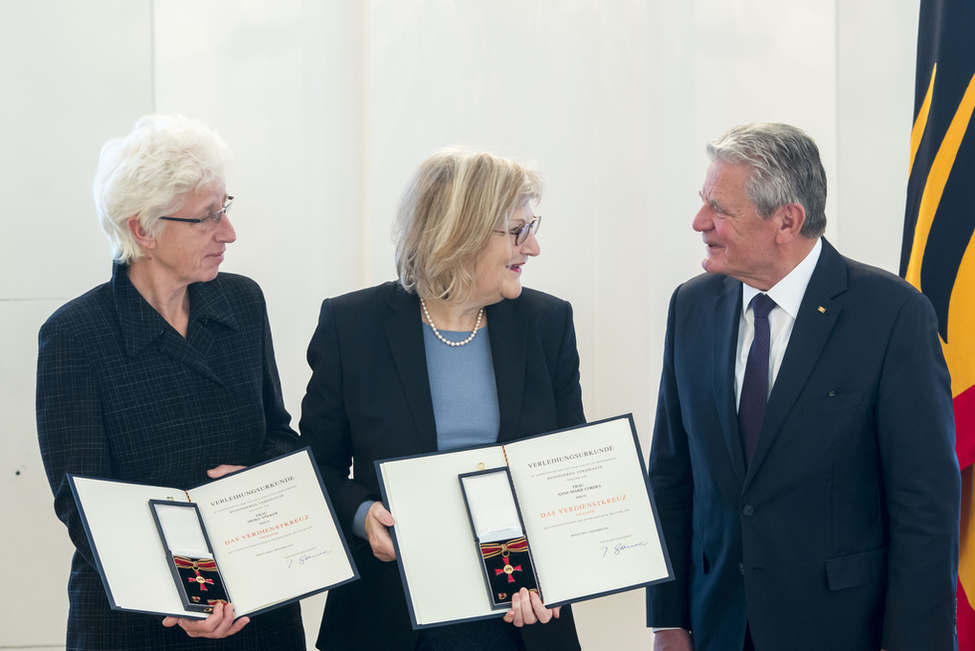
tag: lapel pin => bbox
[817,306,827,314]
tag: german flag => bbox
[901,0,975,644]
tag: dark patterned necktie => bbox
[739,293,776,465]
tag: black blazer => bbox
[36,264,304,651]
[646,239,960,650]
[300,281,585,651]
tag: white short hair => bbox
[93,114,233,262]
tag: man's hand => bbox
[364,502,396,562]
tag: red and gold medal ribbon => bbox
[173,556,218,572]
[480,537,529,559]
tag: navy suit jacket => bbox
[299,281,585,651]
[646,239,960,650]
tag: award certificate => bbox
[69,447,358,619]
[376,415,672,628]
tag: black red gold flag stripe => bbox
[901,0,975,644]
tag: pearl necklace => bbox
[419,297,483,347]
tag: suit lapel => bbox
[486,299,527,444]
[745,239,847,483]
[713,278,747,483]
[382,286,439,453]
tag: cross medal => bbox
[189,569,214,591]
[495,550,523,583]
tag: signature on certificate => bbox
[602,540,648,557]
[287,549,331,568]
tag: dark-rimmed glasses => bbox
[159,196,234,227]
[494,215,541,245]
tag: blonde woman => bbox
[300,148,584,651]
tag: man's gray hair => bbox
[707,122,827,237]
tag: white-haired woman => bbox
[36,115,305,650]
[300,148,585,651]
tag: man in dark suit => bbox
[646,122,960,650]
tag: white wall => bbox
[1,1,919,648]
[1,1,156,648]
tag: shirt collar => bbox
[111,262,238,356]
[741,237,822,319]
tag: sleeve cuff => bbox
[352,499,376,539]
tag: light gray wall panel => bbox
[0,0,154,300]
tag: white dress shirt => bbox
[735,238,822,407]
[652,239,823,636]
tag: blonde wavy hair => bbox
[393,147,541,300]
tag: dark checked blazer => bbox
[646,239,960,650]
[299,281,585,651]
[36,263,304,651]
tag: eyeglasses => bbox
[159,196,234,228]
[494,215,541,245]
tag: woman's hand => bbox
[162,602,249,638]
[364,502,397,562]
[207,464,245,480]
[503,587,560,627]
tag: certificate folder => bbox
[376,415,673,629]
[68,447,358,619]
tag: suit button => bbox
[741,504,755,516]
[739,562,745,575]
